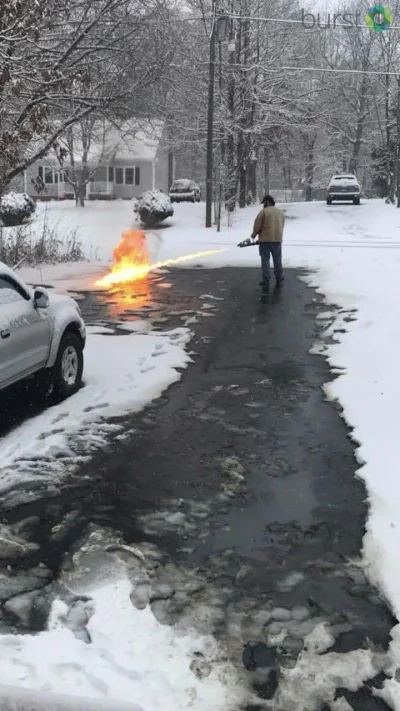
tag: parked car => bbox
[327,175,361,205]
[169,179,201,203]
[0,263,86,399]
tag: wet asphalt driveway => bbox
[0,267,395,710]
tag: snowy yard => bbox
[2,197,400,709]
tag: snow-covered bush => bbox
[135,190,173,226]
[0,192,36,227]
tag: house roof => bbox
[37,119,164,167]
[107,122,163,162]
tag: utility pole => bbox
[396,75,400,207]
[205,0,217,228]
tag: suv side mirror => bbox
[34,287,50,309]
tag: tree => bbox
[0,0,171,195]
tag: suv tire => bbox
[52,331,83,400]
[353,197,360,205]
[327,198,332,205]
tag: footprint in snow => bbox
[38,428,65,440]
[83,403,109,413]
[52,413,69,424]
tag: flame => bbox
[95,229,226,288]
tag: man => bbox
[251,194,285,288]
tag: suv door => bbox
[0,275,51,388]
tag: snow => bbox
[0,575,241,711]
[328,175,358,186]
[30,197,400,706]
[5,197,400,706]
[0,192,35,218]
[0,328,191,501]
[36,120,163,167]
[0,288,23,304]
[170,179,199,194]
[136,190,173,217]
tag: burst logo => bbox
[365,5,393,31]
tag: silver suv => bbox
[0,263,86,399]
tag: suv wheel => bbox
[52,332,83,400]
[327,198,332,205]
[353,197,360,205]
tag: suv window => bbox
[0,275,28,304]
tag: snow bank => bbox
[0,574,241,711]
[0,328,191,503]
[0,686,141,711]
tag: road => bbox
[0,267,394,710]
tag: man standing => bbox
[251,195,285,288]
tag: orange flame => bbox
[95,229,226,287]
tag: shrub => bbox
[135,190,173,226]
[0,192,36,226]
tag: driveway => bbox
[0,267,394,710]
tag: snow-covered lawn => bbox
[4,197,400,709]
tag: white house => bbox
[24,120,169,200]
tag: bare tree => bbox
[0,0,171,194]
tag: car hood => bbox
[47,290,81,313]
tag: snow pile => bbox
[0,557,241,711]
[0,328,191,504]
[0,686,141,711]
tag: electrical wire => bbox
[176,13,400,33]
[226,14,400,32]
[256,65,400,76]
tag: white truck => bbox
[0,262,86,399]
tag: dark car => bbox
[169,179,201,203]
[327,174,361,205]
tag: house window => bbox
[44,167,54,184]
[108,167,114,182]
[38,166,44,182]
[114,167,140,185]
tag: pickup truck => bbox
[0,262,86,399]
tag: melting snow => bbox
[0,328,191,505]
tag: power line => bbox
[229,14,400,31]
[183,13,400,32]
[258,65,400,76]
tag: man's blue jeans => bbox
[259,242,283,282]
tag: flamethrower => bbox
[237,238,260,248]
